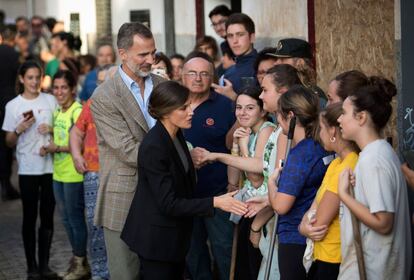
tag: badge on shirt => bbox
[206,118,215,126]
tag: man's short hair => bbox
[117,22,153,50]
[170,53,185,61]
[0,24,16,41]
[15,16,29,24]
[225,13,255,34]
[185,51,214,66]
[97,43,116,61]
[253,47,278,72]
[31,15,44,24]
[208,5,232,19]
[184,51,215,73]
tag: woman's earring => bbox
[330,136,336,143]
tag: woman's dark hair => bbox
[52,32,82,51]
[52,70,77,90]
[79,54,97,74]
[349,76,396,131]
[320,102,360,152]
[45,17,57,32]
[148,81,190,120]
[333,70,368,101]
[16,60,42,94]
[320,102,342,128]
[154,52,173,79]
[238,86,264,110]
[278,85,320,141]
[293,57,316,88]
[61,57,81,82]
[266,64,302,89]
[194,36,219,62]
[253,47,278,73]
[220,41,234,59]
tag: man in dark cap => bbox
[268,38,327,106]
[270,38,312,62]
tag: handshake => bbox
[190,147,217,169]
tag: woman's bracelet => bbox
[231,149,239,156]
[228,182,238,188]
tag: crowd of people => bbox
[0,4,412,280]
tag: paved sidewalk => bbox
[0,198,72,280]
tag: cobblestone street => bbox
[0,197,72,280]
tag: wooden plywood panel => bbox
[243,0,308,39]
[315,0,396,144]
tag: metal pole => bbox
[264,117,296,280]
[349,186,367,280]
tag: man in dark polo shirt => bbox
[182,51,235,280]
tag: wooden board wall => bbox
[314,0,396,144]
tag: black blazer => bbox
[121,121,214,262]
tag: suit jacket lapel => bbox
[157,123,195,192]
[113,71,149,132]
[178,130,196,188]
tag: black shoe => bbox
[38,228,58,279]
[26,268,41,280]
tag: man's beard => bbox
[136,69,150,78]
[126,61,151,78]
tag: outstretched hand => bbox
[245,196,269,218]
[191,147,210,169]
[214,190,248,216]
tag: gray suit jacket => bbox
[91,69,165,231]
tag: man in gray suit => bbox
[91,22,164,279]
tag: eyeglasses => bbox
[184,71,211,79]
[226,32,248,40]
[211,19,227,28]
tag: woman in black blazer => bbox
[121,81,247,279]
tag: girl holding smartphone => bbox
[2,60,57,279]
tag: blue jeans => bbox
[53,180,87,257]
[84,172,109,279]
[186,209,234,280]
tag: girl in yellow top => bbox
[299,103,359,280]
[43,70,90,279]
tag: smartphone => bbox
[240,76,256,89]
[23,110,34,119]
[152,68,166,77]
